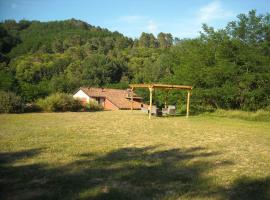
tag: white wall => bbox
[73,90,91,102]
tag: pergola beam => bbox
[130,83,192,90]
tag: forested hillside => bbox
[0,10,270,111]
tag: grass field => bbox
[1,111,270,200]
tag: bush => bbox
[177,103,216,115]
[36,93,82,112]
[84,100,103,111]
[0,91,24,113]
[24,103,42,113]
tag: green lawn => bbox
[1,111,270,200]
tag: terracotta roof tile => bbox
[80,87,146,109]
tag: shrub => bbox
[177,103,215,115]
[36,93,82,112]
[24,103,42,113]
[84,100,103,111]
[0,91,24,113]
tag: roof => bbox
[79,87,144,109]
[129,83,193,90]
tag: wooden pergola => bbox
[129,83,193,119]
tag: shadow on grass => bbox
[0,147,269,200]
[222,176,270,200]
[0,148,42,164]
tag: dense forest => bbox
[0,10,270,112]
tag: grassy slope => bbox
[207,109,270,122]
[0,111,270,200]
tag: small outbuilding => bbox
[73,87,145,110]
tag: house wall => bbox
[104,98,119,110]
[73,90,118,110]
[73,90,94,104]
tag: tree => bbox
[81,54,128,86]
[157,32,173,48]
[0,12,269,111]
[138,32,158,48]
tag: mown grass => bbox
[0,111,270,200]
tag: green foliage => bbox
[0,90,24,113]
[23,103,42,113]
[0,24,20,55]
[84,100,103,111]
[0,69,14,91]
[7,19,130,58]
[208,109,270,122]
[178,104,216,116]
[157,32,173,48]
[81,54,126,86]
[20,81,52,102]
[104,82,130,89]
[36,93,82,112]
[0,10,270,112]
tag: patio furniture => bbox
[150,106,161,116]
[151,106,158,115]
[141,107,148,114]
[168,105,176,115]
[162,105,176,116]
[162,108,168,115]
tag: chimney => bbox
[127,89,132,97]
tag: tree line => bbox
[0,10,269,112]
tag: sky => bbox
[0,0,269,38]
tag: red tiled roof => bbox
[79,87,146,109]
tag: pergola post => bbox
[186,91,190,118]
[149,87,153,119]
[130,87,134,111]
[165,90,168,109]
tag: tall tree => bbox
[157,32,173,48]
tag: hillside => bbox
[0,10,270,111]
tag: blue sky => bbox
[0,0,269,38]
